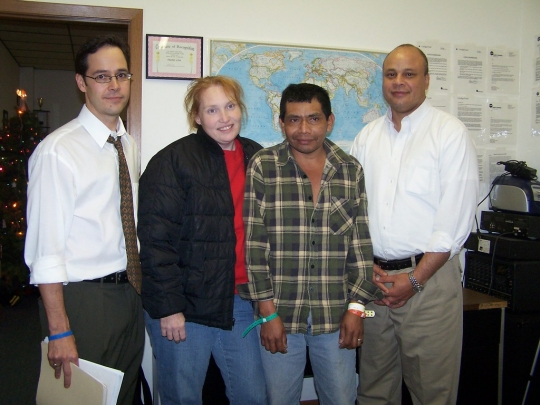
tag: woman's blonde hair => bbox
[184,75,247,131]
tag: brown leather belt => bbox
[86,271,129,284]
[374,254,424,271]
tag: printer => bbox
[481,162,540,238]
[490,175,540,215]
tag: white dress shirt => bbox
[350,100,479,260]
[25,105,139,283]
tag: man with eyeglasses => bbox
[25,35,144,405]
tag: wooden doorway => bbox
[0,0,143,144]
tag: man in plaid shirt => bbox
[238,83,381,405]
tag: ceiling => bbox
[0,18,128,71]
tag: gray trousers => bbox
[39,280,145,405]
[357,255,463,405]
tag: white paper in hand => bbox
[37,341,105,405]
[79,358,124,405]
[37,341,124,405]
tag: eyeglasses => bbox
[85,73,133,83]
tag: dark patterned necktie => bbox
[108,135,142,294]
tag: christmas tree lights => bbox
[0,109,44,283]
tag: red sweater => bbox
[223,139,248,293]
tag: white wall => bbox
[515,0,540,169]
[29,0,540,171]
[0,40,20,121]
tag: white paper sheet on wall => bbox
[456,95,486,142]
[488,48,520,94]
[418,41,451,93]
[454,45,486,94]
[486,98,518,145]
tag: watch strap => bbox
[408,270,424,292]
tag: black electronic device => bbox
[480,210,540,238]
[465,232,540,261]
[499,160,537,180]
[464,251,540,312]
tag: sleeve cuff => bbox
[29,255,68,284]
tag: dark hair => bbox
[279,83,332,120]
[184,75,247,131]
[75,35,130,77]
[386,44,429,76]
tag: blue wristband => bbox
[49,330,73,341]
[242,312,278,338]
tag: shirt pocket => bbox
[328,197,354,236]
[404,165,435,196]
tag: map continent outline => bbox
[210,40,388,150]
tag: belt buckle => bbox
[377,258,390,265]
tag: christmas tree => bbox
[0,111,44,284]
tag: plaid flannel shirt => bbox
[237,139,380,335]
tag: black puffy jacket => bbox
[138,128,262,329]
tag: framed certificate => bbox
[146,34,203,80]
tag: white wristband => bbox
[348,302,366,312]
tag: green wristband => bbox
[242,312,278,338]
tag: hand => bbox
[47,335,79,388]
[38,283,79,388]
[339,311,364,349]
[372,265,389,306]
[160,313,186,343]
[260,316,287,354]
[375,272,415,309]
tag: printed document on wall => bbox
[454,45,486,94]
[455,95,486,143]
[532,87,540,136]
[486,98,518,145]
[427,93,451,114]
[535,34,540,83]
[418,41,450,92]
[488,48,520,94]
[476,149,490,196]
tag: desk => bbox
[459,288,507,405]
[463,287,508,311]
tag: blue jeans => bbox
[259,327,357,405]
[145,295,267,405]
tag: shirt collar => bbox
[384,99,431,132]
[78,104,128,148]
[278,138,353,170]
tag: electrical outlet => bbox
[478,239,491,254]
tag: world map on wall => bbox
[210,40,388,150]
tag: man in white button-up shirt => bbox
[25,36,143,405]
[351,44,479,404]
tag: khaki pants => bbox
[358,255,463,405]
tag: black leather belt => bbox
[374,254,424,271]
[86,271,129,284]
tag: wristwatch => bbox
[408,270,424,293]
